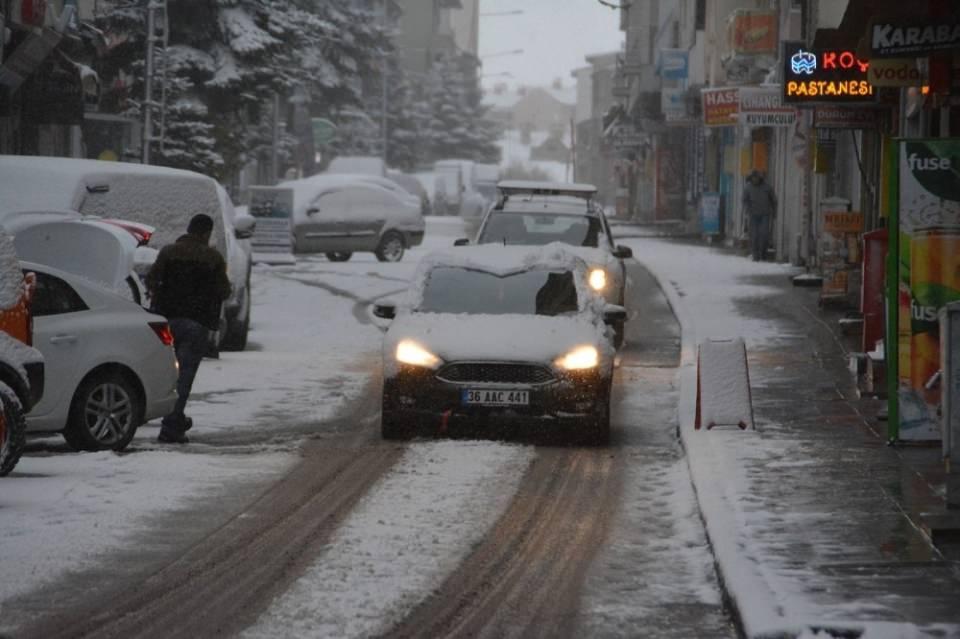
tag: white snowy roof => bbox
[497,181,597,198]
[326,156,386,177]
[0,156,216,216]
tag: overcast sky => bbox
[477,0,623,90]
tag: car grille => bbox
[437,363,555,385]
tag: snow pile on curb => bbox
[623,238,940,639]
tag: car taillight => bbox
[149,322,174,346]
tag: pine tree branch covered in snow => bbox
[93,0,385,180]
[93,1,499,177]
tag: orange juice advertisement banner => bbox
[898,139,960,441]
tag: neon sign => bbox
[790,50,816,75]
[783,42,876,104]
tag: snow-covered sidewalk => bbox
[623,237,960,639]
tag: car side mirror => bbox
[373,303,396,320]
[613,245,633,259]
[603,304,627,325]
[234,214,256,239]
[453,238,470,247]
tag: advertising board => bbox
[701,87,739,127]
[893,139,960,441]
[249,186,295,265]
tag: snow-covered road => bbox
[1,219,734,638]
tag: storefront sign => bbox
[823,210,864,234]
[819,206,863,300]
[661,88,687,119]
[611,124,644,150]
[868,58,926,87]
[701,87,739,127]
[812,106,881,129]
[249,187,295,265]
[871,19,960,58]
[701,192,721,235]
[783,42,875,104]
[657,49,688,80]
[739,86,797,127]
[894,138,960,441]
[729,10,778,55]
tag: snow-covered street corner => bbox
[624,237,960,639]
[244,441,534,639]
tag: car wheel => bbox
[375,232,405,263]
[221,274,251,352]
[326,252,352,262]
[66,371,144,452]
[0,383,26,477]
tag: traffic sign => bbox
[311,118,337,146]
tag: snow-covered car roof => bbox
[325,156,386,176]
[495,196,597,217]
[0,155,217,215]
[279,173,415,217]
[497,180,597,199]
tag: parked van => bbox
[0,156,256,350]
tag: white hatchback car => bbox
[22,261,178,451]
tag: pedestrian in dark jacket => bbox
[742,170,777,261]
[146,214,231,443]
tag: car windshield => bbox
[478,212,604,248]
[418,267,578,316]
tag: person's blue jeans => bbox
[163,318,209,431]
[750,214,771,261]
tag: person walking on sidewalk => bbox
[742,170,777,261]
[146,214,231,444]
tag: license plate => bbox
[462,389,530,406]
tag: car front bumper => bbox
[382,363,609,438]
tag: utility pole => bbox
[380,0,389,165]
[142,0,169,165]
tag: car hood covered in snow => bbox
[383,312,614,378]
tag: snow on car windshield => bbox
[479,212,603,248]
[418,267,578,316]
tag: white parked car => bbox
[21,260,178,451]
[0,156,256,350]
[282,173,425,262]
[374,244,625,444]
[6,212,149,305]
[468,181,633,347]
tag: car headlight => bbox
[588,268,607,291]
[396,340,441,368]
[555,345,599,370]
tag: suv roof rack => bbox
[494,180,600,211]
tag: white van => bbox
[0,156,256,350]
